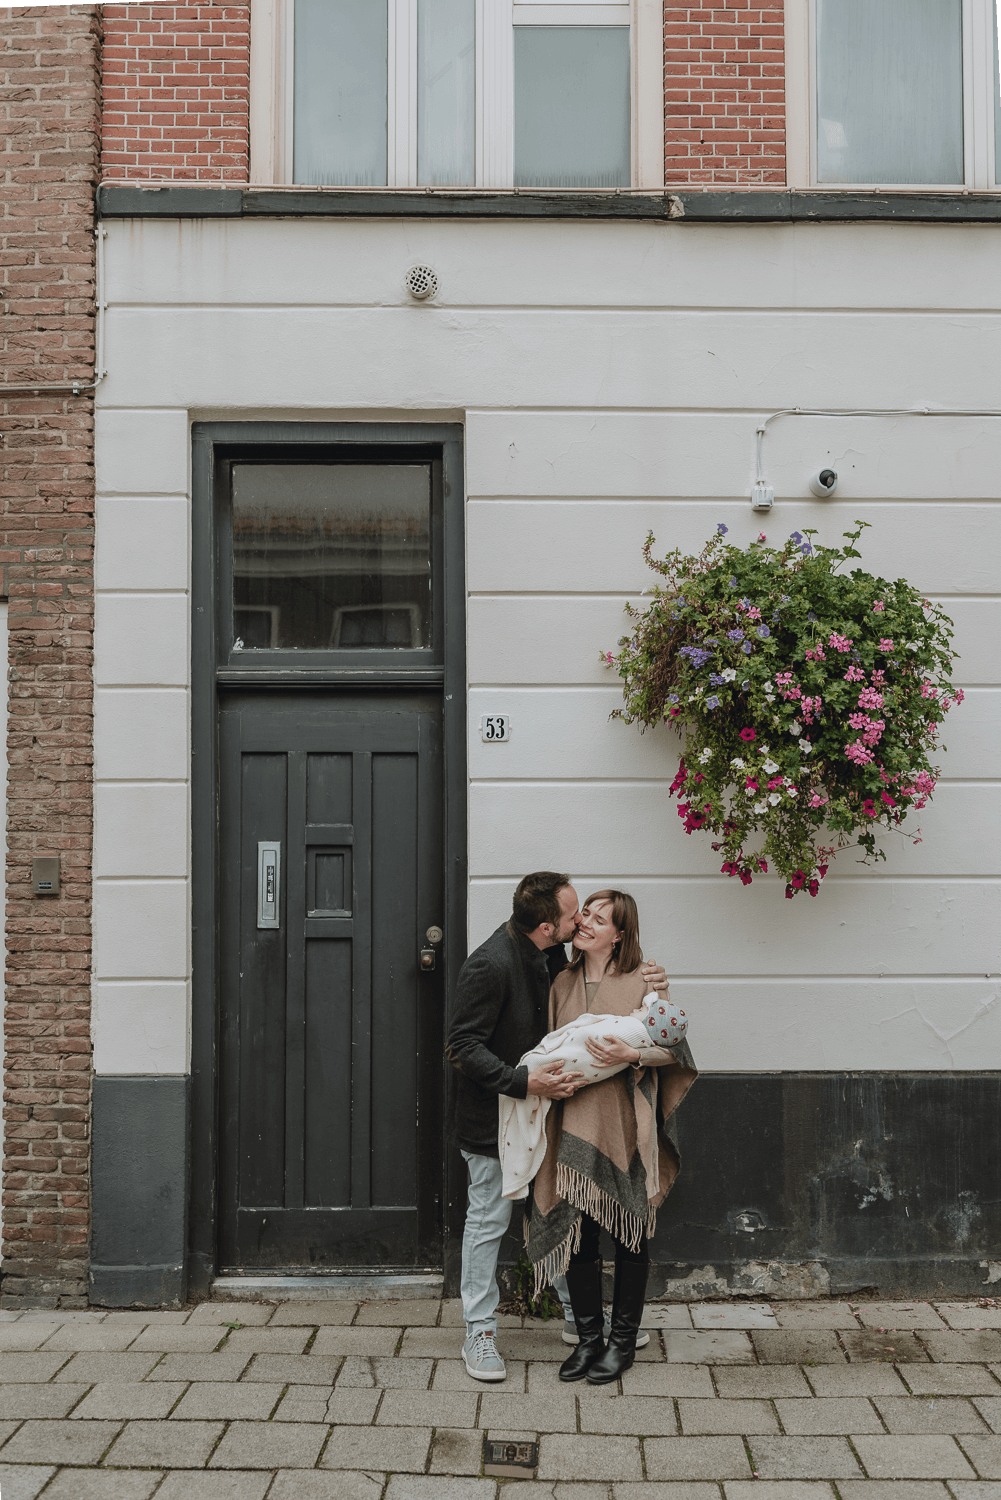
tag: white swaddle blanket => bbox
[498,992,689,1200]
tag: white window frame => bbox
[250,0,665,190]
[786,0,998,191]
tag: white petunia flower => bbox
[762,759,779,775]
[698,747,713,763]
[721,668,737,682]
[767,792,782,806]
[789,720,802,735]
[787,786,798,797]
[798,739,812,754]
[754,800,768,813]
[730,757,746,769]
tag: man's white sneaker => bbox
[562,1314,649,1348]
[462,1330,507,1381]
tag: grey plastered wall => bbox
[90,1076,189,1307]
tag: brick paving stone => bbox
[923,1334,1001,1363]
[748,1436,862,1478]
[220,1327,312,1355]
[857,1303,948,1331]
[976,1398,1001,1431]
[805,1365,910,1397]
[429,1425,484,1473]
[714,1366,813,1398]
[269,1474,385,1500]
[641,1304,695,1328]
[312,1328,400,1356]
[841,1330,929,1363]
[0,1468,59,1500]
[170,1380,283,1419]
[0,1323,64,1351]
[210,1419,328,1468]
[127,1327,229,1354]
[0,1354,71,1383]
[319,1423,432,1471]
[0,1384,89,1418]
[875,1396,988,1433]
[145,1352,252,1382]
[691,1303,777,1330]
[71,1382,187,1420]
[853,1435,976,1478]
[101,1312,192,1328]
[0,1419,122,1466]
[839,1484,952,1500]
[905,1366,1001,1396]
[950,1484,1001,1499]
[269,1302,359,1326]
[102,1419,225,1468]
[240,1354,342,1384]
[39,1326,137,1353]
[577,1394,678,1436]
[938,1307,1001,1330]
[618,1363,715,1398]
[752,1330,846,1364]
[615,1486,722,1500]
[680,1397,779,1434]
[773,1303,860,1330]
[724,1486,837,1500]
[479,1391,577,1432]
[337,1355,433,1388]
[538,1433,642,1480]
[437,1357,527,1390]
[56,1353,161,1384]
[156,1475,273,1499]
[42,1474,166,1500]
[355,1299,442,1326]
[188,1303,276,1326]
[958,1437,1001,1478]
[384,1479,495,1500]
[775,1397,883,1434]
[644,1435,751,1480]
[377,1388,478,1427]
[663,1332,754,1364]
[271,1387,331,1423]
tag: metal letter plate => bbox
[483,1437,538,1478]
[257,841,280,929]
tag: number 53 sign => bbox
[480,715,510,742]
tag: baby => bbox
[498,992,689,1200]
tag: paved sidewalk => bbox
[0,1297,999,1498]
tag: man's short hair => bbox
[512,871,571,934]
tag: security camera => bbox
[809,468,838,498]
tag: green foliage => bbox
[604,523,962,897]
[507,1251,563,1321]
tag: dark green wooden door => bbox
[218,690,443,1270]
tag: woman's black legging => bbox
[570,1210,648,1266]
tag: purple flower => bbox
[756,625,771,639]
[742,642,753,655]
[741,679,751,690]
[729,577,738,587]
[668,694,679,703]
[800,542,812,556]
[717,523,728,534]
[727,629,745,642]
[790,531,802,543]
[705,695,721,709]
[709,674,724,686]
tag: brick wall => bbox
[0,3,101,1307]
[665,3,786,186]
[102,2,249,181]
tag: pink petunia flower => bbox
[739,728,756,741]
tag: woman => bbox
[527,890,697,1385]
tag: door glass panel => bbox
[232,464,432,651]
[418,0,475,185]
[815,0,963,185]
[514,26,630,188]
[293,0,388,186]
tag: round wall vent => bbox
[405,264,439,301]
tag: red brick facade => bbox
[665,3,786,186]
[0,4,101,1307]
[101,1,249,181]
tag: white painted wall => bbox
[93,215,1001,1075]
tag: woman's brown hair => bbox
[567,889,643,976]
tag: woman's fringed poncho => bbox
[526,965,698,1291]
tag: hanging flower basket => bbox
[604,523,962,897]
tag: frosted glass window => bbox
[418,0,475,185]
[816,0,963,185]
[293,0,387,186]
[514,27,630,188]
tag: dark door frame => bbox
[189,421,467,1301]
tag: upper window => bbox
[266,0,638,189]
[812,0,1001,188]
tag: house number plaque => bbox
[480,715,510,742]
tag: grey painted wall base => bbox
[91,1076,189,1308]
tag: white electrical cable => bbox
[755,405,1001,485]
[0,225,107,398]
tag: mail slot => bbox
[257,841,280,928]
[33,856,60,896]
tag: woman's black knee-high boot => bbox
[585,1258,648,1384]
[558,1259,606,1382]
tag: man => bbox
[445,872,665,1381]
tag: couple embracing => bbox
[445,872,697,1386]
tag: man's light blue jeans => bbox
[460,1150,571,1338]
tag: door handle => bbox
[420,924,443,970]
[258,841,280,929]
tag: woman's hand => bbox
[641,960,669,993]
[585,1034,641,1068]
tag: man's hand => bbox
[526,1059,584,1099]
[585,1034,641,1068]
[641,960,668,993]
